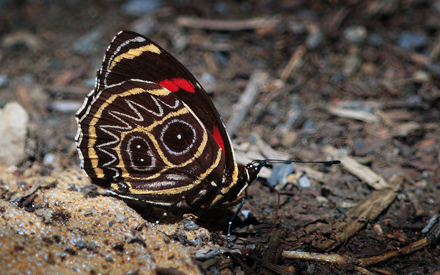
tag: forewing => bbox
[91,31,238,184]
[76,80,225,205]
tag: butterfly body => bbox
[75,31,262,208]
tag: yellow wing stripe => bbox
[110,44,161,70]
[124,147,223,195]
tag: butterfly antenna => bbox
[253,159,341,166]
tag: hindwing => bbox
[76,80,226,205]
[92,31,238,183]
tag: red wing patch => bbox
[212,125,225,153]
[159,79,179,92]
[173,78,195,93]
[159,78,195,93]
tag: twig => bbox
[226,70,267,136]
[280,45,307,82]
[282,214,440,272]
[405,191,426,217]
[273,94,301,137]
[322,145,391,190]
[327,105,379,123]
[250,133,291,160]
[325,174,402,251]
[229,253,256,274]
[176,16,280,31]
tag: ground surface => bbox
[1,0,440,274]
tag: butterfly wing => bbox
[76,80,226,205]
[96,31,239,185]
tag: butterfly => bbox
[75,31,265,208]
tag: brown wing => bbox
[76,80,225,205]
[88,31,238,185]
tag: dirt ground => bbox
[1,1,440,274]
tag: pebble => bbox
[85,241,97,251]
[115,214,126,222]
[0,0,12,10]
[181,218,199,231]
[306,25,324,49]
[200,72,216,94]
[43,153,56,166]
[84,77,96,88]
[343,46,361,76]
[241,209,250,219]
[75,241,85,249]
[72,28,103,55]
[0,74,8,88]
[353,139,365,151]
[298,175,311,188]
[368,33,384,46]
[342,26,367,44]
[0,102,29,166]
[213,52,229,66]
[121,0,162,16]
[214,2,229,14]
[267,164,295,188]
[412,70,431,82]
[303,120,315,131]
[50,100,83,113]
[397,32,427,51]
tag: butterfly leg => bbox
[227,197,246,248]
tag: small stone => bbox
[412,70,431,82]
[72,28,103,55]
[0,74,8,88]
[121,0,162,17]
[368,33,384,46]
[84,241,96,251]
[181,218,199,231]
[343,46,361,76]
[306,25,324,49]
[303,120,315,131]
[0,102,29,166]
[84,77,95,88]
[50,100,83,113]
[64,247,76,255]
[115,214,126,222]
[34,209,54,222]
[281,131,298,148]
[83,210,93,216]
[43,153,56,166]
[397,32,427,51]
[200,73,216,94]
[123,269,140,275]
[267,164,295,188]
[213,52,229,66]
[75,241,85,249]
[214,2,229,14]
[105,256,114,262]
[241,210,250,219]
[298,175,311,188]
[342,26,367,44]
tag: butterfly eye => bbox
[160,119,196,156]
[124,135,156,171]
